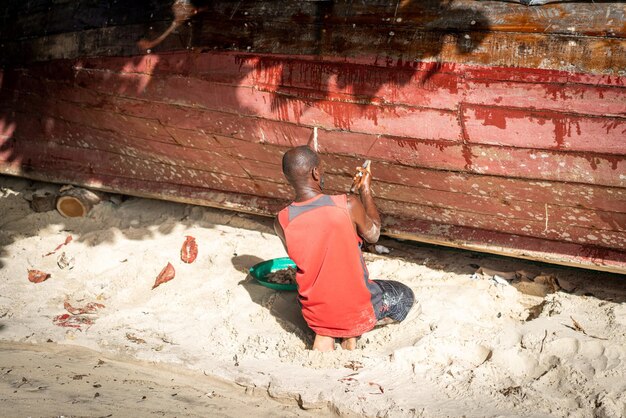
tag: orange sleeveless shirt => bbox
[278,194,378,338]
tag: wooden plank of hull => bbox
[0,21,192,66]
[21,56,624,149]
[6,95,623,194]
[321,154,626,214]
[370,182,626,236]
[0,1,173,41]
[3,1,624,42]
[468,145,625,189]
[13,113,289,186]
[63,53,626,125]
[1,9,625,78]
[324,1,626,38]
[462,106,626,154]
[5,92,177,145]
[0,165,289,217]
[8,53,626,118]
[323,173,625,236]
[63,68,463,140]
[0,139,292,201]
[191,19,626,75]
[8,112,244,177]
[319,132,626,189]
[383,218,626,274]
[71,50,626,88]
[372,199,626,251]
[1,92,311,155]
[463,80,626,118]
[5,87,626,192]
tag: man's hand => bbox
[350,160,371,194]
[347,166,381,244]
[357,169,372,195]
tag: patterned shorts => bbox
[372,280,415,322]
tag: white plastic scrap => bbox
[374,245,391,254]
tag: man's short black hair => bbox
[282,146,319,185]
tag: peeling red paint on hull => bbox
[1,51,625,273]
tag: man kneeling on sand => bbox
[274,146,415,351]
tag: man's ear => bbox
[312,166,320,181]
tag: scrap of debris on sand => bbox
[1,175,625,417]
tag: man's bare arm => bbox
[274,217,288,252]
[347,171,381,243]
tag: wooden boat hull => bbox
[1,1,625,272]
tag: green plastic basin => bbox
[249,257,297,291]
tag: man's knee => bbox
[383,280,415,322]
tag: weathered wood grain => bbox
[89,96,312,149]
[211,136,290,166]
[70,51,624,89]
[316,1,626,38]
[319,130,468,170]
[324,173,625,233]
[5,1,625,43]
[317,129,626,188]
[7,94,626,217]
[8,110,295,186]
[1,139,293,200]
[11,92,176,144]
[68,69,464,140]
[463,105,626,154]
[377,186,626,235]
[0,0,172,41]
[198,0,626,39]
[469,145,626,188]
[0,22,192,65]
[9,51,626,120]
[14,57,624,163]
[2,2,624,76]
[373,199,626,250]
[70,51,626,88]
[321,153,626,214]
[383,216,626,274]
[464,79,626,118]
[0,166,290,218]
[194,20,626,74]
[9,112,245,178]
[71,52,626,118]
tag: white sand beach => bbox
[1,175,625,417]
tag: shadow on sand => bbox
[232,254,313,347]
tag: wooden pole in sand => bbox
[56,187,102,217]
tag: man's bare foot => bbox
[340,337,357,350]
[312,335,335,352]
